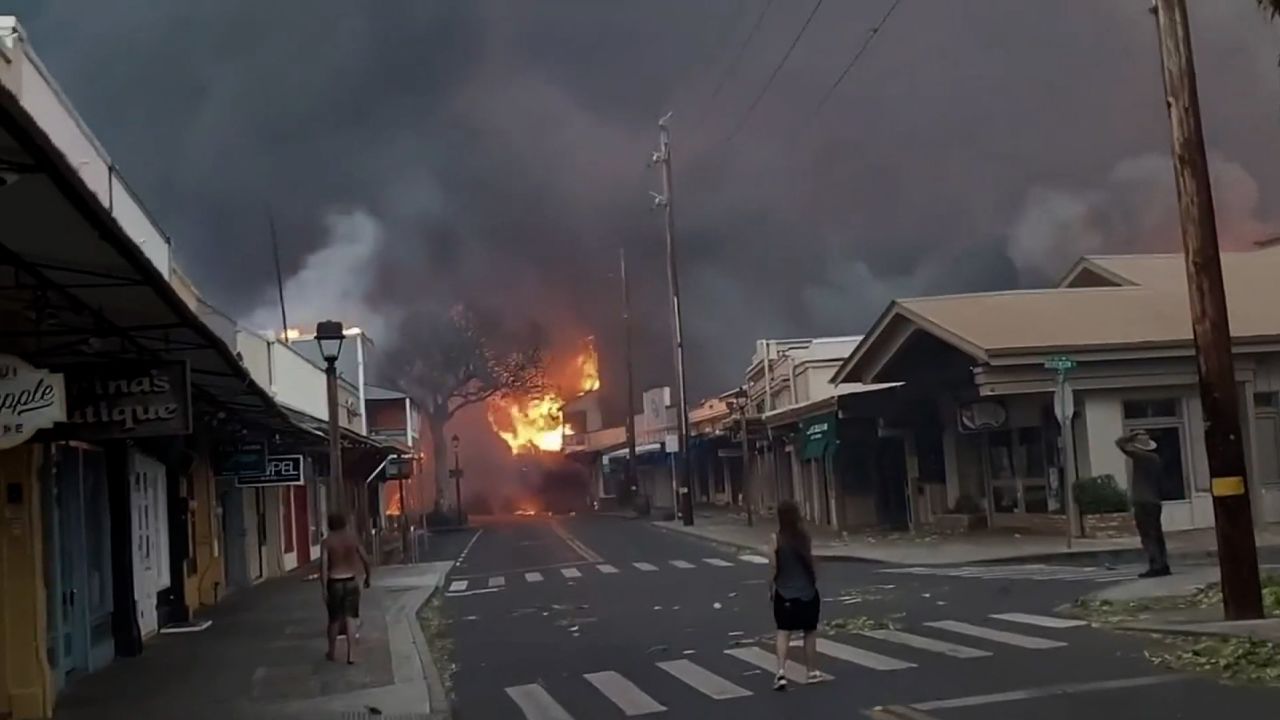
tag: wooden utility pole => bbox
[620,248,640,507]
[1152,0,1263,620]
[652,113,694,526]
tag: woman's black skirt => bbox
[772,591,820,632]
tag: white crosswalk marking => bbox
[669,560,695,569]
[448,580,468,592]
[703,558,733,567]
[506,684,574,720]
[525,571,544,583]
[812,638,915,670]
[739,554,770,564]
[725,647,833,683]
[597,564,620,574]
[656,659,753,699]
[860,629,991,659]
[583,671,667,715]
[561,567,582,579]
[990,613,1088,629]
[633,562,659,572]
[925,620,1067,649]
[488,576,505,588]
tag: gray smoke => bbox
[11,0,1280,411]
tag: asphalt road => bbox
[433,514,1280,719]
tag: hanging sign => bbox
[957,400,1007,433]
[213,439,269,478]
[0,354,66,450]
[56,361,192,439]
[236,454,305,487]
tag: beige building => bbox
[834,244,1280,534]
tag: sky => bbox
[10,0,1280,419]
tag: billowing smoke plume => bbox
[16,0,1280,410]
[243,210,397,345]
[1008,154,1277,283]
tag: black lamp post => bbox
[450,434,464,525]
[315,319,345,512]
[732,386,753,527]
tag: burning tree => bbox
[394,305,546,514]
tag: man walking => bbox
[1116,431,1171,578]
[321,513,372,663]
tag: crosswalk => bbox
[501,612,1086,718]
[878,563,1143,583]
[445,555,769,596]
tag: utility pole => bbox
[737,388,754,527]
[1151,0,1263,620]
[620,248,640,508]
[651,112,694,527]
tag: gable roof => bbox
[834,244,1280,384]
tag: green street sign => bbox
[1044,355,1076,371]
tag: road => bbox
[432,514,1280,719]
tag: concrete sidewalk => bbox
[53,561,451,720]
[655,507,1280,565]
[1079,563,1280,643]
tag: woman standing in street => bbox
[769,500,821,690]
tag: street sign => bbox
[1043,355,1077,372]
[1054,379,1076,426]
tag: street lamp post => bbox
[450,434,464,526]
[315,320,346,514]
[734,387,753,528]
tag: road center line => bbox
[910,674,1195,711]
[550,519,604,563]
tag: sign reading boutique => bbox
[0,354,66,450]
[55,361,192,439]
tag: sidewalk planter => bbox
[1082,512,1137,538]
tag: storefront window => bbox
[1121,397,1189,500]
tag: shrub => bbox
[1074,475,1130,515]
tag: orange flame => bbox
[487,337,599,455]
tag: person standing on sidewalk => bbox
[768,500,821,691]
[321,513,372,664]
[1116,431,1171,578]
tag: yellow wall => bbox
[189,460,224,610]
[0,444,52,719]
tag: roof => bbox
[834,244,1280,383]
[366,385,408,401]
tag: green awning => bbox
[799,412,837,461]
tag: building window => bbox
[1122,397,1188,500]
[1123,398,1180,420]
[1255,393,1280,487]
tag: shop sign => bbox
[236,454,305,487]
[385,455,414,480]
[957,400,1007,433]
[58,361,192,439]
[0,354,66,450]
[213,439,269,478]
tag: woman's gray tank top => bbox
[774,539,817,600]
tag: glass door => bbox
[985,428,1049,513]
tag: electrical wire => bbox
[688,0,778,136]
[812,0,906,116]
[725,0,827,144]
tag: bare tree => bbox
[394,305,545,515]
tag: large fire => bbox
[487,338,599,454]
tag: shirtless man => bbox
[321,513,371,663]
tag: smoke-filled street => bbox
[7,2,1280,720]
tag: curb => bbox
[649,521,768,558]
[409,567,453,720]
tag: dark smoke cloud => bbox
[11,0,1280,417]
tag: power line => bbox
[707,0,777,104]
[689,0,778,134]
[725,0,827,144]
[813,0,906,116]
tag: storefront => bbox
[796,413,838,528]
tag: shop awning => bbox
[799,412,837,460]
